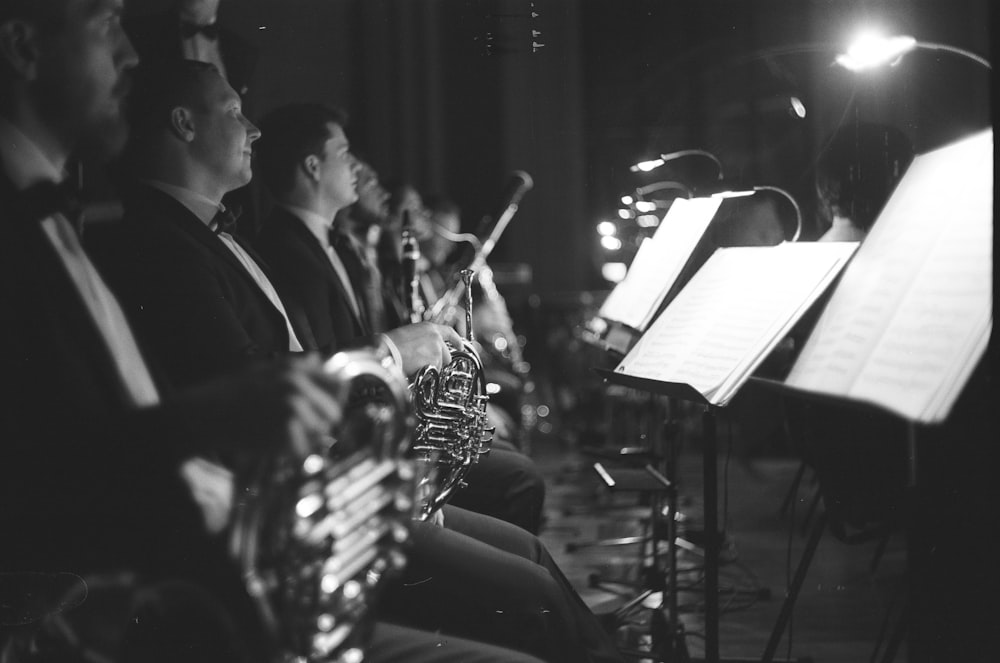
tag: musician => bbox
[420,193,528,445]
[0,1,359,658]
[335,158,397,333]
[124,0,263,238]
[91,67,620,662]
[815,120,913,242]
[255,104,547,535]
[87,64,455,389]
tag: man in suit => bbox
[124,0,262,236]
[89,60,458,388]
[96,67,621,662]
[0,4,544,662]
[255,104,547,535]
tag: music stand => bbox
[594,370,730,663]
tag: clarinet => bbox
[400,209,425,324]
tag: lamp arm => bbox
[635,181,694,198]
[916,42,992,70]
[659,149,725,180]
[753,185,802,242]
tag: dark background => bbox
[125,0,992,295]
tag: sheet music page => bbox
[616,242,857,405]
[599,197,722,330]
[787,130,993,423]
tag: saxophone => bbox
[229,348,418,663]
[401,219,493,520]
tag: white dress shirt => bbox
[0,116,160,407]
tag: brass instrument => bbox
[410,269,494,519]
[401,211,493,520]
[229,349,418,663]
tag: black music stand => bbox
[595,369,771,663]
[749,377,926,663]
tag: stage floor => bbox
[534,431,909,663]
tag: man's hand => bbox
[384,322,463,376]
[177,354,344,459]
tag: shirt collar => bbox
[279,203,334,248]
[143,179,223,226]
[0,115,67,190]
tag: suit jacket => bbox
[87,184,315,390]
[124,10,258,98]
[256,206,373,356]
[0,174,215,577]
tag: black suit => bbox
[99,199,618,661]
[256,206,370,355]
[257,207,546,533]
[1,169,547,662]
[88,184,313,389]
[0,173,260,651]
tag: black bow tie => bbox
[15,179,84,233]
[180,20,220,40]
[212,205,241,235]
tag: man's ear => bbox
[169,107,197,142]
[0,20,42,80]
[301,154,322,183]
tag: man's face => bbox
[189,70,260,191]
[316,122,358,212]
[32,0,138,159]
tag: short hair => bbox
[815,121,914,233]
[255,103,349,196]
[125,58,220,141]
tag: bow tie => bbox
[180,20,220,40]
[212,205,241,235]
[15,179,85,234]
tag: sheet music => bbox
[599,197,722,330]
[616,242,857,405]
[787,129,993,423]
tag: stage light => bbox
[636,214,660,227]
[634,200,658,213]
[710,189,755,200]
[597,221,617,236]
[835,32,991,71]
[789,96,807,118]
[631,158,665,173]
[618,208,635,220]
[621,195,635,205]
[602,262,628,282]
[601,236,623,251]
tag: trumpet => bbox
[229,348,418,662]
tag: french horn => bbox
[401,214,493,520]
[229,348,418,663]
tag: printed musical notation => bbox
[616,242,858,406]
[786,129,993,423]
